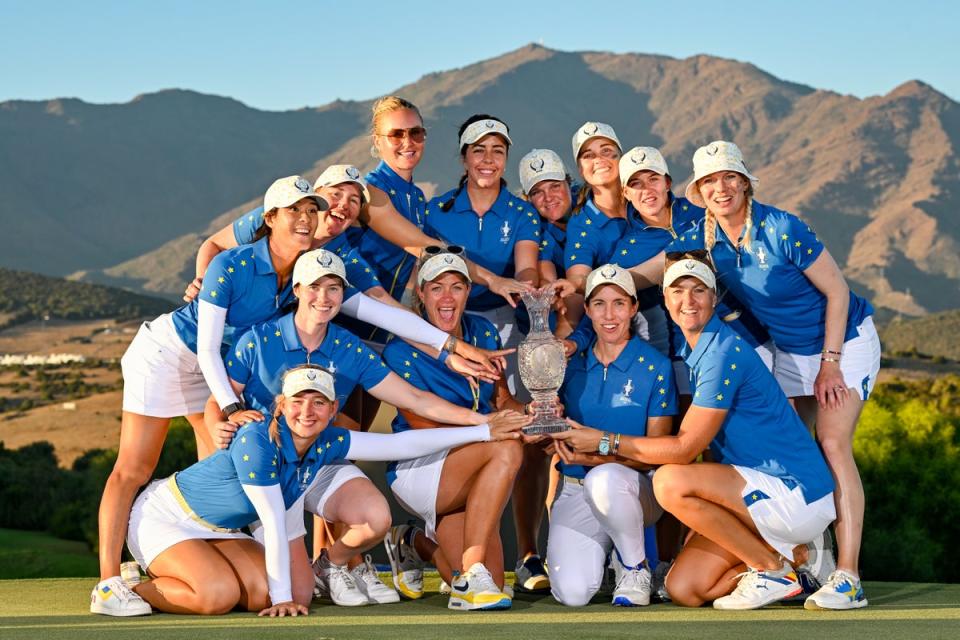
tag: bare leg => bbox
[186,412,215,460]
[512,443,550,559]
[135,539,243,614]
[320,477,392,567]
[666,533,746,607]
[98,412,169,580]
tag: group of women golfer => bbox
[89,95,880,619]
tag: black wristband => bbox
[222,402,244,417]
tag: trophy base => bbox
[522,420,570,435]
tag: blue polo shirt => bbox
[697,202,872,355]
[383,313,501,433]
[174,419,351,530]
[172,237,294,354]
[425,186,541,311]
[565,198,627,271]
[684,314,834,503]
[227,313,390,414]
[539,220,567,273]
[230,206,379,297]
[559,335,678,480]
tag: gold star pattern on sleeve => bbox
[275,330,281,337]
[217,277,225,284]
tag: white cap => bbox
[619,146,670,187]
[663,258,717,291]
[314,164,370,203]
[417,252,471,287]
[684,140,759,207]
[571,121,621,161]
[459,118,512,149]
[585,264,637,300]
[264,175,328,212]
[281,366,336,401]
[293,249,349,288]
[519,148,567,195]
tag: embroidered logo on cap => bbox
[443,255,455,265]
[631,150,647,164]
[484,120,495,129]
[583,123,599,135]
[706,144,719,156]
[317,252,334,268]
[295,177,311,192]
[684,260,698,270]
[306,370,317,380]
[530,157,545,173]
[346,166,360,180]
[601,265,618,279]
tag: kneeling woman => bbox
[382,250,529,611]
[124,365,523,617]
[548,264,677,607]
[553,253,836,610]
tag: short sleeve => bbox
[383,341,429,390]
[319,427,352,463]
[339,247,382,293]
[353,339,391,391]
[565,213,601,268]
[648,358,679,416]
[201,251,238,309]
[232,207,266,246]
[515,205,541,244]
[226,328,256,385]
[232,426,281,487]
[776,212,823,270]
[691,345,746,410]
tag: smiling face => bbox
[624,170,672,224]
[527,179,572,223]
[577,137,621,189]
[315,182,362,239]
[282,390,338,441]
[264,197,320,252]
[294,274,344,326]
[664,275,717,337]
[696,171,750,221]
[373,108,425,176]
[417,271,470,334]
[463,134,508,189]
[585,283,638,347]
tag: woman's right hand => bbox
[258,601,309,617]
[228,409,264,425]
[487,275,534,308]
[183,277,203,303]
[485,410,532,440]
[213,421,238,449]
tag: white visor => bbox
[663,259,717,290]
[282,367,336,401]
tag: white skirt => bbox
[121,313,210,417]
[389,450,449,542]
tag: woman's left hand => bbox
[445,353,499,384]
[258,601,309,617]
[813,360,848,410]
[453,339,512,377]
[555,440,609,466]
[487,275,534,308]
[545,279,576,301]
[550,417,603,453]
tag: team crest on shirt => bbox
[346,166,360,179]
[756,246,769,270]
[299,467,312,490]
[530,157,545,173]
[622,379,634,398]
[327,360,337,374]
[295,177,311,192]
[500,221,512,244]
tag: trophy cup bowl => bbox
[517,289,568,435]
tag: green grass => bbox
[0,529,97,579]
[1,577,958,640]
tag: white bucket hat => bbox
[282,366,336,401]
[684,140,759,207]
[314,164,370,203]
[264,175,329,212]
[571,121,622,161]
[619,146,670,187]
[519,148,567,195]
[293,249,349,288]
[459,118,512,149]
[585,263,637,300]
[418,252,471,287]
[663,258,717,291]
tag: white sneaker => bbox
[713,566,802,610]
[611,555,652,607]
[798,529,837,592]
[447,562,512,611]
[804,569,868,610]
[383,524,425,600]
[439,579,451,595]
[90,576,151,617]
[312,551,369,607]
[351,555,400,604]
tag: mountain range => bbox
[3,44,957,315]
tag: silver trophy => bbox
[517,288,568,434]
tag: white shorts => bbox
[303,461,369,520]
[389,449,448,542]
[733,465,836,562]
[773,317,881,400]
[127,476,251,569]
[468,306,525,400]
[121,314,211,417]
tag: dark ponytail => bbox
[440,174,469,212]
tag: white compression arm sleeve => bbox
[196,300,241,410]
[339,293,448,351]
[345,424,492,461]
[241,483,292,604]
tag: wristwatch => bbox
[598,432,612,456]
[222,402,244,417]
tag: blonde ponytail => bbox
[268,394,285,445]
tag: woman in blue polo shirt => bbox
[685,140,879,610]
[211,249,522,607]
[553,253,838,611]
[381,250,531,611]
[546,264,677,608]
[119,365,523,617]
[91,175,326,617]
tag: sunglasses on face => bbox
[377,126,427,145]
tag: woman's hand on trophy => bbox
[526,397,563,418]
[453,338,512,375]
[550,418,603,452]
[486,410,532,440]
[488,274,534,308]
[545,278,576,302]
[562,339,578,358]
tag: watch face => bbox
[598,435,611,455]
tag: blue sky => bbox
[1,0,956,110]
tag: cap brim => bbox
[523,170,566,194]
